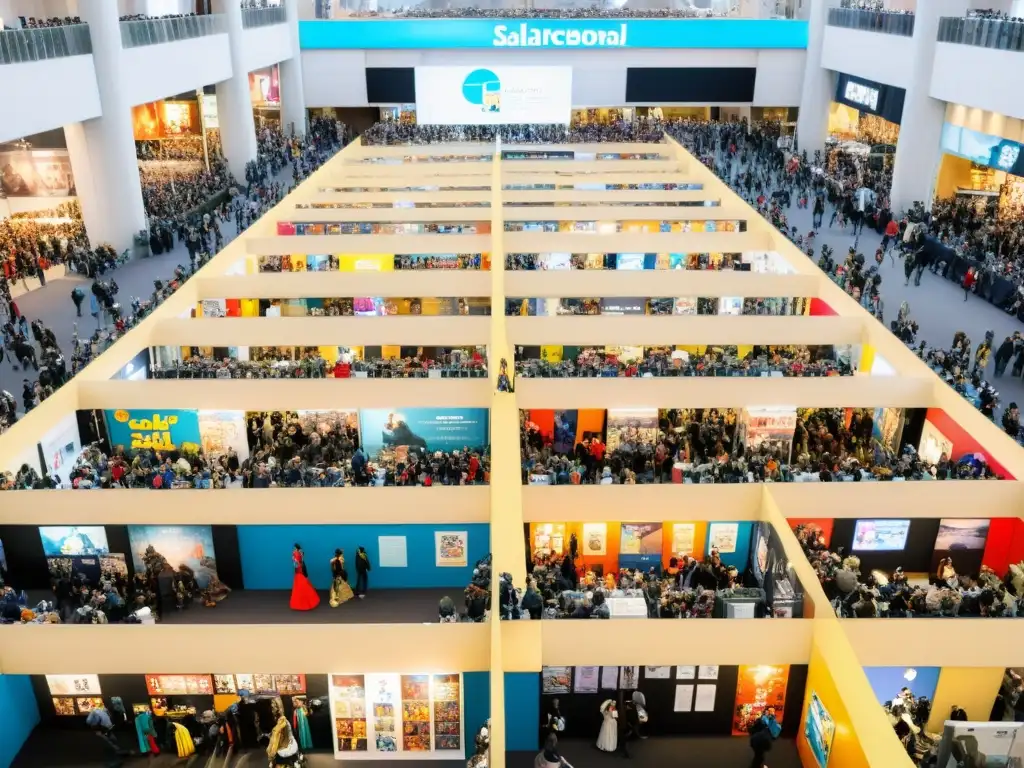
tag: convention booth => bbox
[828,73,904,147]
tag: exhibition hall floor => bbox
[158,587,457,625]
[507,736,802,768]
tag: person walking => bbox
[354,545,371,598]
[812,196,824,229]
[71,285,85,317]
[962,267,977,302]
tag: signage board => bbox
[415,66,572,125]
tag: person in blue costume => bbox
[135,707,160,755]
[292,696,314,750]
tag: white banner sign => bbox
[414,66,572,126]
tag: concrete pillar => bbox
[280,0,307,138]
[68,0,147,251]
[213,0,257,182]
[889,0,970,213]
[795,0,837,156]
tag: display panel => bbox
[359,408,489,455]
[803,691,835,768]
[104,409,202,454]
[851,519,910,552]
[732,665,790,735]
[46,675,101,697]
[144,674,214,696]
[38,527,109,557]
[127,526,219,588]
[331,673,464,760]
[414,66,572,125]
[941,123,1024,176]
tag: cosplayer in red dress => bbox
[290,544,321,611]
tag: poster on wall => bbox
[872,407,905,454]
[378,536,408,568]
[39,527,109,556]
[674,685,694,712]
[131,100,200,140]
[918,419,954,465]
[145,675,214,696]
[644,667,671,680]
[676,666,696,680]
[575,667,599,694]
[127,525,219,588]
[552,409,578,454]
[698,666,719,680]
[104,409,201,454]
[708,523,739,555]
[39,413,84,479]
[606,408,658,452]
[433,673,462,750]
[671,523,696,556]
[198,410,250,465]
[601,667,619,690]
[851,519,910,552]
[803,691,835,768]
[732,665,790,735]
[620,523,663,555]
[0,149,75,197]
[333,675,369,752]
[582,523,607,556]
[542,667,572,694]
[414,66,572,126]
[532,523,566,556]
[368,673,399,752]
[359,408,490,456]
[53,697,76,716]
[694,684,716,712]
[46,675,101,696]
[435,531,468,567]
[619,666,640,690]
[934,519,990,552]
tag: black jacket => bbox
[355,552,371,574]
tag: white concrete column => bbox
[889,0,970,213]
[69,0,147,251]
[280,0,307,138]
[795,0,837,155]
[213,0,257,182]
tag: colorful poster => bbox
[671,524,696,556]
[198,411,250,463]
[542,667,572,695]
[620,523,663,555]
[575,667,599,694]
[918,419,953,465]
[435,531,468,567]
[131,100,200,139]
[552,409,578,454]
[0,148,75,197]
[732,665,790,735]
[532,524,566,556]
[104,409,201,453]
[432,673,461,751]
[46,675,101,696]
[401,675,431,752]
[38,527,108,557]
[934,519,990,551]
[127,525,218,588]
[332,674,368,753]
[368,673,399,753]
[606,408,658,452]
[145,675,214,696]
[582,523,607,556]
[76,697,104,714]
[53,697,76,716]
[803,692,835,768]
[214,675,236,694]
[708,523,739,555]
[359,408,490,455]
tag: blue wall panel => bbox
[863,666,941,707]
[504,672,540,752]
[0,675,39,768]
[705,521,754,568]
[463,671,491,745]
[237,524,490,590]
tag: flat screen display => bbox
[414,66,571,125]
[852,519,910,552]
[38,526,109,557]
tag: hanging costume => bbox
[293,700,314,750]
[329,555,355,608]
[135,710,160,755]
[290,547,320,611]
[170,721,195,758]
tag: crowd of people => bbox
[151,349,488,379]
[522,405,1001,487]
[361,120,666,146]
[795,522,1024,619]
[0,201,88,288]
[2,15,82,29]
[515,345,849,378]
[379,5,735,18]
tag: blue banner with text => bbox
[299,19,809,50]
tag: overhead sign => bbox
[940,123,1024,176]
[299,19,810,50]
[414,66,572,126]
[834,72,905,125]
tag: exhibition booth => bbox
[506,296,809,317]
[195,296,493,317]
[827,73,904,147]
[934,120,1024,218]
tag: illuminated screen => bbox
[852,519,910,552]
[39,526,109,557]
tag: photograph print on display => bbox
[620,666,640,690]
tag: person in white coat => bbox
[596,700,618,752]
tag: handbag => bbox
[636,705,649,724]
[552,716,565,732]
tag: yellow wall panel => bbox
[928,667,1005,732]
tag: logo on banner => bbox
[462,68,501,112]
[843,80,879,111]
[996,142,1021,172]
[492,22,627,47]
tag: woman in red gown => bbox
[290,543,321,611]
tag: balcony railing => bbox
[242,6,288,28]
[119,13,226,49]
[0,24,92,64]
[938,16,1024,51]
[826,6,915,37]
[315,0,742,19]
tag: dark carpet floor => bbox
[28,588,459,625]
[507,736,801,768]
